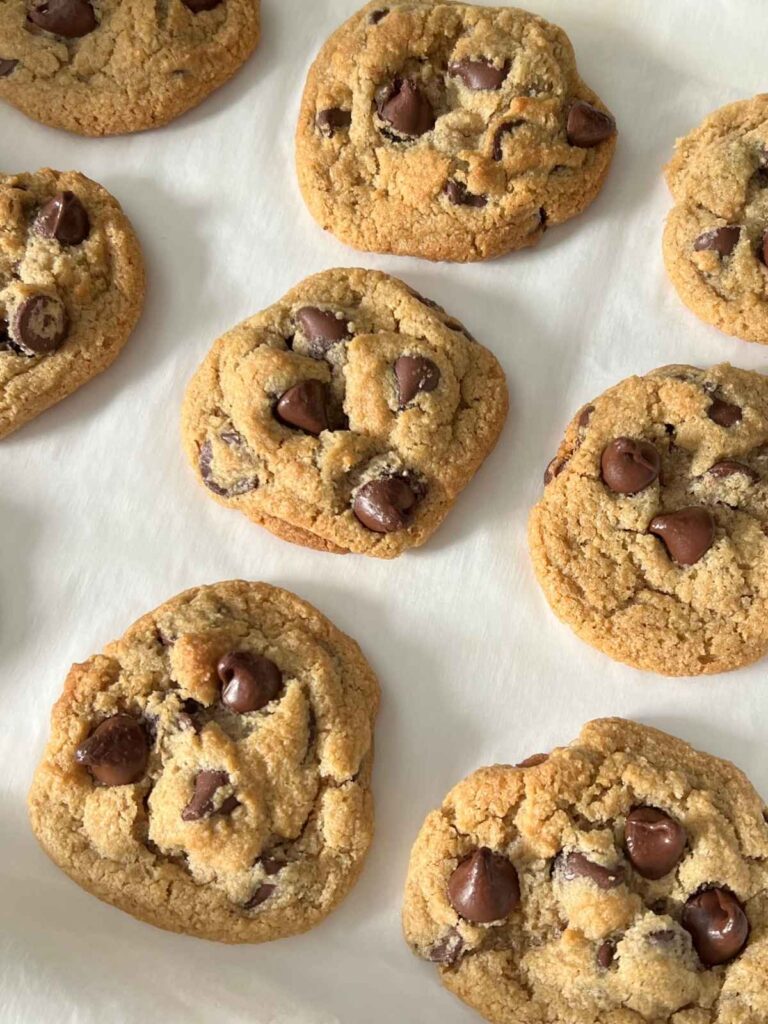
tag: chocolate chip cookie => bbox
[664,94,768,345]
[296,0,617,262]
[0,0,260,135]
[0,169,144,439]
[528,364,768,676]
[28,580,379,943]
[181,268,508,558]
[403,717,768,1024]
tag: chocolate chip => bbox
[427,929,464,964]
[259,856,284,876]
[182,770,232,821]
[75,715,149,786]
[601,438,660,495]
[647,929,677,947]
[693,226,741,256]
[566,101,616,147]
[395,355,440,406]
[0,59,18,77]
[597,940,616,969]
[557,852,624,890]
[353,477,418,532]
[370,8,388,23]
[708,460,757,481]
[448,848,521,924]
[681,889,749,966]
[708,398,742,427]
[624,807,686,880]
[182,0,222,10]
[243,884,276,910]
[198,440,257,497]
[34,191,90,245]
[377,78,435,137]
[544,455,567,485]
[316,108,352,138]
[492,120,525,160]
[0,318,24,355]
[448,58,509,91]
[220,428,244,446]
[13,294,68,355]
[218,651,282,714]
[649,507,715,566]
[444,180,487,208]
[578,405,595,429]
[516,753,548,768]
[296,306,350,356]
[275,379,329,435]
[27,0,96,37]
[761,228,768,266]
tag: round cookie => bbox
[528,364,768,676]
[181,268,508,558]
[28,580,379,943]
[0,0,260,136]
[403,717,768,1024]
[664,94,768,345]
[295,0,617,262]
[0,169,144,439]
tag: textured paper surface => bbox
[2,1,768,1021]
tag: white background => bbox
[2,1,768,1021]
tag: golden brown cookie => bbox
[181,268,508,558]
[0,168,144,439]
[403,718,768,1024]
[0,0,260,136]
[528,364,768,676]
[664,94,768,344]
[296,0,617,262]
[28,580,379,943]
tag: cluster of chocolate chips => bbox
[21,0,222,41]
[440,794,749,971]
[1,191,90,358]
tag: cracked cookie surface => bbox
[0,0,260,136]
[295,0,616,262]
[0,168,144,439]
[28,580,379,943]
[181,268,508,558]
[528,364,768,676]
[403,718,768,1024]
[664,94,768,345]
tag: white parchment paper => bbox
[3,1,768,1021]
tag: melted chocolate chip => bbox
[27,0,96,37]
[578,405,595,429]
[557,852,624,890]
[694,226,741,256]
[708,460,757,481]
[75,715,149,786]
[243,884,276,910]
[708,397,742,427]
[516,753,548,768]
[198,440,257,497]
[444,180,487,208]
[13,294,68,355]
[597,940,616,969]
[316,108,352,138]
[544,455,567,485]
[681,889,749,967]
[275,379,330,435]
[601,438,661,495]
[377,78,435,137]
[394,354,440,406]
[649,507,715,566]
[34,191,90,245]
[624,807,686,880]
[0,59,18,77]
[448,848,521,924]
[566,101,616,147]
[353,477,418,532]
[369,8,388,23]
[492,120,525,161]
[218,651,283,713]
[296,306,350,356]
[427,929,464,964]
[182,770,232,821]
[448,58,509,91]
[182,0,223,10]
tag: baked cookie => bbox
[528,364,768,676]
[0,168,144,439]
[181,268,508,558]
[28,580,379,943]
[296,0,616,262]
[664,94,768,345]
[0,0,260,136]
[403,717,768,1024]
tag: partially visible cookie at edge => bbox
[0,168,144,439]
[28,580,379,943]
[403,717,768,1024]
[181,268,509,558]
[0,0,260,136]
[664,94,768,344]
[296,0,617,262]
[528,363,768,676]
